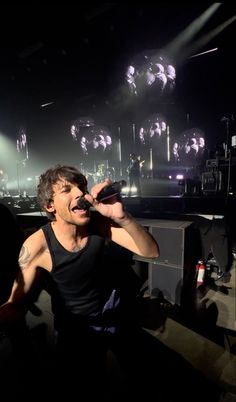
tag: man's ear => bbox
[45,201,55,213]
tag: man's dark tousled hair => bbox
[37,165,87,220]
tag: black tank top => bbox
[42,222,106,318]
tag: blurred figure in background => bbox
[127,153,141,196]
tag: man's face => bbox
[48,179,90,226]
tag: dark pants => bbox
[55,324,107,399]
[53,310,162,401]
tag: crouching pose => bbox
[0,164,159,399]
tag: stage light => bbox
[165,3,221,62]
[125,51,176,98]
[130,186,137,194]
[16,127,29,160]
[70,116,95,141]
[171,128,206,168]
[176,174,184,180]
[121,186,129,196]
[79,125,113,155]
[232,136,236,148]
[139,113,168,146]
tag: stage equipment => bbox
[133,219,194,306]
[201,171,222,193]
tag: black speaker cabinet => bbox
[150,220,194,305]
[135,219,194,306]
[148,263,184,305]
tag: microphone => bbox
[96,180,127,201]
[77,180,127,210]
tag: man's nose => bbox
[73,186,84,197]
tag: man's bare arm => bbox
[110,213,159,258]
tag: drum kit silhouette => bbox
[86,164,116,186]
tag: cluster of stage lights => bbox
[70,120,113,155]
[125,52,176,97]
[168,174,185,180]
[121,185,138,196]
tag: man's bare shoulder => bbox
[19,227,51,272]
[25,227,47,244]
[21,227,48,258]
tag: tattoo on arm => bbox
[19,245,31,271]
